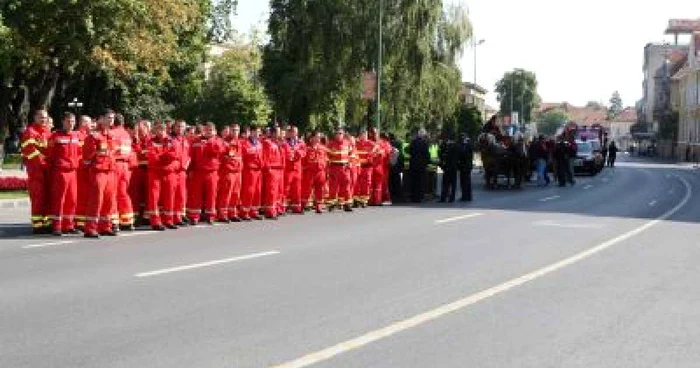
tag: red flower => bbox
[0,176,28,191]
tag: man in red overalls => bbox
[282,125,306,214]
[217,124,243,223]
[83,114,118,238]
[46,113,80,236]
[369,128,389,206]
[75,115,94,231]
[172,120,190,226]
[348,135,360,207]
[262,126,284,219]
[187,122,223,225]
[240,126,264,221]
[21,108,52,233]
[354,129,376,208]
[128,121,151,226]
[301,131,327,214]
[146,122,181,231]
[327,126,353,212]
[111,113,135,230]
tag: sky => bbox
[232,0,700,109]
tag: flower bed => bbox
[0,176,29,191]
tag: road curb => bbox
[0,198,30,209]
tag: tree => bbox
[262,0,472,134]
[585,101,606,110]
[443,104,482,140]
[608,91,623,119]
[494,69,540,123]
[200,46,271,127]
[537,108,569,135]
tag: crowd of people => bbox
[20,108,406,238]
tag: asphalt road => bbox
[1,157,700,368]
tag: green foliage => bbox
[444,104,482,140]
[209,0,239,43]
[537,108,569,135]
[494,68,540,122]
[608,91,623,118]
[200,46,271,127]
[262,0,472,134]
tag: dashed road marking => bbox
[435,213,484,224]
[533,220,605,229]
[268,175,693,368]
[134,251,281,278]
[539,195,561,202]
[23,240,76,249]
[583,185,593,190]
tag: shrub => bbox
[0,176,28,191]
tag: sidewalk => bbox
[0,168,27,178]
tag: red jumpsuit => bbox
[240,138,264,220]
[301,143,327,211]
[349,148,360,204]
[370,139,392,205]
[128,136,150,223]
[21,124,51,230]
[111,126,134,227]
[327,139,352,207]
[187,136,223,223]
[172,135,190,223]
[83,131,117,236]
[146,136,181,227]
[46,131,80,233]
[75,127,91,229]
[282,138,306,213]
[277,139,288,215]
[262,138,284,218]
[217,138,243,221]
[355,138,376,205]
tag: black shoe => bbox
[252,216,263,221]
[460,198,472,202]
[265,215,278,220]
[206,220,215,225]
[328,205,336,212]
[190,220,199,226]
[120,224,136,232]
[84,233,99,239]
[241,217,252,222]
[152,225,166,231]
[100,231,118,237]
[166,224,178,230]
[52,231,63,237]
[437,199,446,203]
[65,229,81,235]
[216,219,231,224]
[111,225,120,233]
[343,204,353,212]
[175,222,187,227]
[229,217,242,223]
[447,199,455,203]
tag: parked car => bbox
[573,140,604,175]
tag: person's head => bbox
[309,130,321,145]
[152,121,167,139]
[230,123,241,139]
[203,122,216,138]
[173,120,187,137]
[271,125,282,139]
[62,112,76,132]
[359,129,368,140]
[334,126,345,141]
[96,115,110,131]
[287,125,299,139]
[114,113,125,127]
[417,128,427,139]
[250,126,261,140]
[220,125,231,139]
[33,108,49,127]
[102,109,116,127]
[241,125,250,139]
[369,126,378,140]
[79,115,94,131]
[47,116,54,131]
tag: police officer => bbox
[438,131,459,203]
[458,133,474,202]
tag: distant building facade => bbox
[460,82,487,119]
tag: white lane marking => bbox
[583,185,593,190]
[23,240,76,249]
[434,213,484,224]
[268,175,693,368]
[135,251,280,278]
[539,195,561,202]
[533,220,605,229]
[649,200,658,207]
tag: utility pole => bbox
[510,74,514,123]
[376,0,383,133]
[473,39,485,84]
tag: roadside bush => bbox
[0,176,28,191]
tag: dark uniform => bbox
[408,135,430,203]
[458,136,473,202]
[438,139,460,202]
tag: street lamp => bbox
[67,97,83,116]
[376,0,383,133]
[473,39,485,85]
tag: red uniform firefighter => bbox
[326,126,354,212]
[21,109,52,233]
[369,128,391,205]
[240,127,264,221]
[172,120,190,226]
[146,122,182,230]
[75,115,94,230]
[282,126,306,214]
[187,123,223,225]
[301,131,327,213]
[46,113,81,236]
[348,136,360,206]
[262,127,285,219]
[354,129,376,207]
[378,133,394,204]
[111,113,135,230]
[82,115,118,238]
[216,125,244,222]
[128,121,150,225]
[276,130,288,216]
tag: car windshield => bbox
[577,142,593,154]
